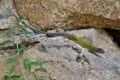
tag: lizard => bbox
[12,0,120,49]
[7,8,105,54]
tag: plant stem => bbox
[16,43,27,80]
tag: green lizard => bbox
[7,8,105,54]
[68,34,104,53]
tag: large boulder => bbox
[0,1,120,79]
[0,28,120,80]
[13,0,120,30]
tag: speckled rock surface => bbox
[0,15,16,30]
[0,0,13,15]
[21,29,120,80]
[0,0,120,80]
[0,0,17,38]
[0,29,120,80]
[13,0,120,30]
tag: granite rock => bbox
[0,28,120,80]
[0,0,16,30]
[13,0,120,30]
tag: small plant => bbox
[17,15,29,23]
[18,27,32,35]
[0,16,48,80]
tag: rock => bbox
[0,0,13,15]
[13,0,120,30]
[0,0,120,79]
[0,0,17,37]
[0,28,120,80]
[0,15,17,29]
[104,28,120,46]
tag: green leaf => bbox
[18,27,26,31]
[6,29,14,36]
[0,40,13,46]
[35,67,47,73]
[22,15,29,20]
[18,15,29,23]
[4,75,21,80]
[11,75,21,80]
[18,45,27,56]
[6,57,17,64]
[18,27,32,35]
[6,65,16,76]
[19,31,32,35]
[24,58,31,72]
[3,75,11,80]
[34,78,45,80]
[31,60,48,66]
